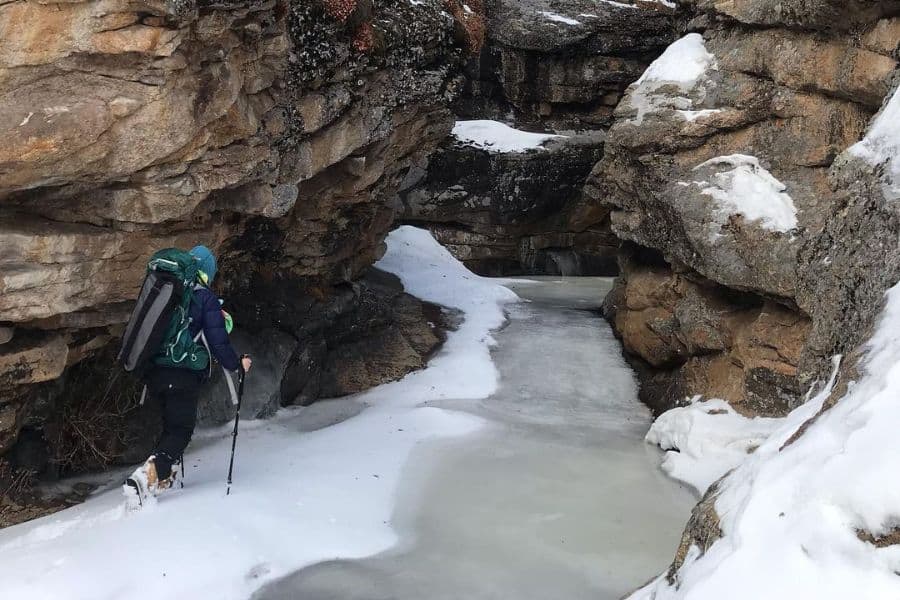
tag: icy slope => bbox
[634,285,900,599]
[0,226,518,600]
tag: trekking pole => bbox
[226,362,247,496]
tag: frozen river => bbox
[254,277,696,600]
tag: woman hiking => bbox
[124,245,252,505]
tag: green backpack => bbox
[118,248,210,374]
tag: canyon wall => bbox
[398,0,675,276]
[594,1,899,416]
[0,0,480,483]
[592,0,900,590]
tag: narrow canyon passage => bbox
[254,277,696,600]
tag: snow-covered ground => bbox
[645,397,785,495]
[638,282,900,599]
[0,227,518,600]
[451,120,564,153]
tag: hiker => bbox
[124,245,252,500]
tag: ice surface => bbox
[0,227,517,600]
[634,283,900,599]
[693,154,798,233]
[0,238,696,600]
[253,278,696,600]
[451,120,564,153]
[849,85,900,200]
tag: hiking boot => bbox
[156,462,178,493]
[123,455,159,511]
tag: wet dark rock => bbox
[456,0,676,128]
[400,131,619,276]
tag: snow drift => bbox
[0,226,519,600]
[636,282,900,599]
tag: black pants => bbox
[146,367,204,480]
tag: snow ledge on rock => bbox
[692,154,798,234]
[849,85,900,201]
[451,120,565,154]
[627,33,718,125]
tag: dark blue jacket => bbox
[189,287,240,372]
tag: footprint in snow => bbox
[246,562,271,580]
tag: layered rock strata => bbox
[403,0,676,275]
[0,0,477,478]
[457,0,675,129]
[593,4,899,414]
[399,130,618,276]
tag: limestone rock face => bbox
[797,82,900,381]
[593,5,898,413]
[607,247,810,416]
[689,0,900,29]
[606,5,900,591]
[458,0,675,128]
[591,25,895,299]
[400,132,618,275]
[0,0,472,475]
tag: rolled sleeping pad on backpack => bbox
[117,270,184,373]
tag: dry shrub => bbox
[49,363,143,475]
[0,458,38,525]
[0,458,35,501]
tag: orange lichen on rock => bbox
[352,21,375,52]
[321,0,357,22]
[445,0,485,55]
